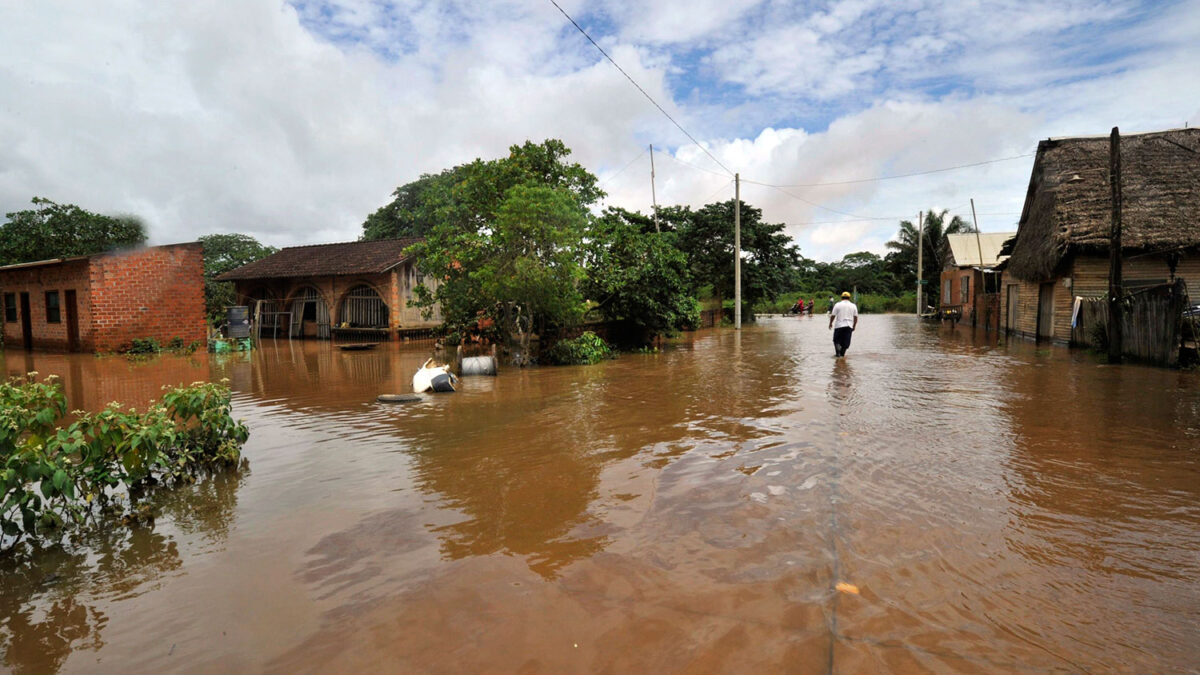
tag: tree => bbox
[583,207,697,344]
[884,209,974,295]
[0,197,146,266]
[198,234,278,322]
[677,199,802,310]
[405,140,602,363]
[363,139,603,241]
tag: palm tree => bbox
[885,209,974,295]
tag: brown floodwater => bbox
[2,315,1199,673]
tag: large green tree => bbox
[582,207,697,345]
[363,139,602,241]
[198,234,278,322]
[885,208,975,296]
[677,199,802,310]
[0,197,146,265]
[405,140,601,362]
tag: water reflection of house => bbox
[0,243,205,352]
[938,232,1014,331]
[999,128,1200,346]
[216,238,442,340]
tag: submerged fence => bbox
[1072,280,1189,366]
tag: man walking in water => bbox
[828,291,858,357]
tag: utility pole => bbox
[734,173,742,330]
[916,211,924,316]
[649,144,660,233]
[970,198,985,324]
[1108,127,1124,363]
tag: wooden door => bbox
[19,292,32,350]
[1006,285,1018,334]
[65,289,79,351]
[1037,282,1055,341]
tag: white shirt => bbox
[831,300,858,329]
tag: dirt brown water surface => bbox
[2,315,1199,673]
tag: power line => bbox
[546,0,735,177]
[598,147,648,186]
[661,151,731,178]
[742,153,1034,188]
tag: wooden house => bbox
[216,238,442,341]
[939,231,1014,330]
[999,128,1200,345]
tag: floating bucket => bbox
[460,355,497,376]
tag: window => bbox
[2,293,15,323]
[942,279,951,305]
[45,290,61,323]
[960,276,970,304]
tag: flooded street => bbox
[3,314,1199,673]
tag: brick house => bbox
[938,232,1014,331]
[0,243,206,352]
[216,238,442,340]
[999,128,1200,344]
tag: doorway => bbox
[1005,285,1018,335]
[19,292,32,350]
[65,289,79,351]
[1037,282,1055,341]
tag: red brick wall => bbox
[88,243,206,352]
[0,259,93,351]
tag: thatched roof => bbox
[1003,127,1200,281]
[217,238,421,281]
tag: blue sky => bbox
[1,0,1197,260]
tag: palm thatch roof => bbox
[1002,127,1200,281]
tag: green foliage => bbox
[1,375,248,550]
[677,199,801,308]
[405,140,602,362]
[543,332,614,365]
[198,233,278,323]
[0,197,146,266]
[125,338,160,355]
[583,207,698,344]
[884,209,975,292]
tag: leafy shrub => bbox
[124,337,160,355]
[543,331,614,365]
[1,374,248,550]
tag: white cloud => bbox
[0,0,1196,264]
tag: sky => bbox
[1,0,1198,261]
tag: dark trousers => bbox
[833,326,853,356]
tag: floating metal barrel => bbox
[460,355,497,376]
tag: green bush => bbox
[543,331,614,365]
[124,337,160,355]
[1,374,248,550]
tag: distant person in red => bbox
[790,297,805,314]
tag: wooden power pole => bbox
[734,173,741,330]
[916,211,924,316]
[1108,127,1124,363]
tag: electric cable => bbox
[547,0,734,176]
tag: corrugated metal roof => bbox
[216,238,421,281]
[945,232,1015,268]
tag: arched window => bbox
[289,287,330,339]
[340,285,388,328]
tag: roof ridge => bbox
[278,237,420,251]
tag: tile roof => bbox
[216,238,421,281]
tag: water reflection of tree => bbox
[0,466,248,673]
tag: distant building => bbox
[1000,127,1200,345]
[939,232,1015,330]
[216,238,442,340]
[0,243,206,352]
